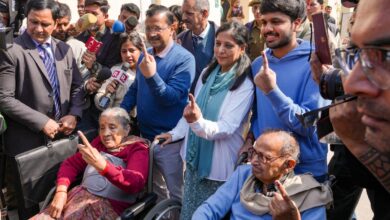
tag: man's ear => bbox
[293,18,303,31]
[201,9,209,19]
[285,159,296,170]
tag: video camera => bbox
[0,0,27,50]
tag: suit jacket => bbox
[0,32,84,156]
[177,21,218,93]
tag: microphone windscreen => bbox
[125,16,138,30]
[75,13,97,32]
[112,20,125,34]
[96,67,112,83]
[122,62,131,71]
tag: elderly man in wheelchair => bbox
[31,107,150,219]
[192,130,333,220]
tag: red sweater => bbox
[57,136,149,214]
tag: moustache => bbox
[356,97,390,120]
[264,32,278,38]
[148,36,160,41]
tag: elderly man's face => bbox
[99,115,129,149]
[26,9,56,44]
[250,133,292,184]
[181,0,206,32]
[344,0,390,154]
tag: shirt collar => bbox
[154,39,174,58]
[192,22,210,39]
[31,36,52,48]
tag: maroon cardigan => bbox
[57,136,149,214]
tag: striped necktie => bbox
[38,43,61,120]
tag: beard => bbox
[264,31,293,49]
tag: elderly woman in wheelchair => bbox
[32,107,149,219]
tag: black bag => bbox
[14,135,78,208]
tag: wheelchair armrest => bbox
[120,192,158,220]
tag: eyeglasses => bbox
[248,146,288,164]
[145,26,169,33]
[336,46,390,90]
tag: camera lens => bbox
[319,68,345,100]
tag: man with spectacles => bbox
[193,130,332,219]
[328,0,390,218]
[121,5,195,202]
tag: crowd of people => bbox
[0,0,389,219]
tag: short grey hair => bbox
[184,0,209,12]
[100,107,131,131]
[263,129,300,162]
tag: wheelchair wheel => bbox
[143,198,181,220]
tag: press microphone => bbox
[85,31,104,54]
[98,62,131,109]
[105,19,126,34]
[75,13,98,33]
[95,67,112,83]
[125,16,138,32]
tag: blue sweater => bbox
[193,165,326,220]
[251,40,330,178]
[120,43,195,140]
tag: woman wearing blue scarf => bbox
[156,21,254,219]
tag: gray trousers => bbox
[152,141,184,202]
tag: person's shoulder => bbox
[172,43,194,60]
[177,29,191,41]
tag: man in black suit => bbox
[0,0,84,217]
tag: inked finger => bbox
[188,93,196,108]
[77,131,91,148]
[275,180,290,201]
[262,51,269,70]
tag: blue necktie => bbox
[192,35,202,48]
[38,43,61,120]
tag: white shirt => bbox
[192,22,210,39]
[169,69,254,181]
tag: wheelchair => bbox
[141,152,250,220]
[41,138,164,220]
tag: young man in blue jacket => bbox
[244,0,330,182]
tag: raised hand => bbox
[183,93,202,123]
[139,42,156,78]
[77,130,107,172]
[269,180,301,220]
[254,51,277,94]
[82,51,97,69]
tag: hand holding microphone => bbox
[98,62,131,109]
[85,67,112,94]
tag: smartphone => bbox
[312,12,332,65]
